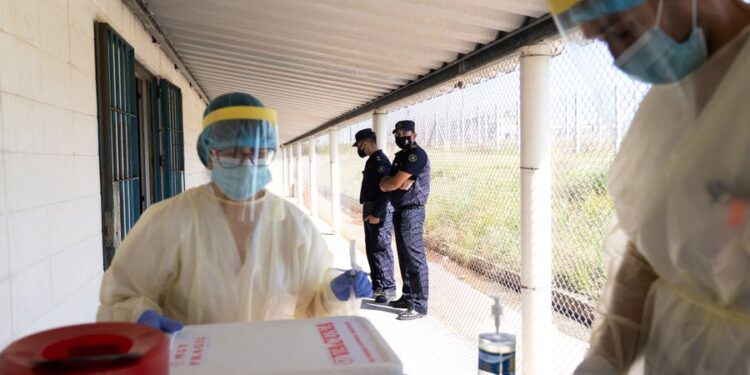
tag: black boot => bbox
[375,289,397,304]
[388,296,410,309]
[396,309,425,321]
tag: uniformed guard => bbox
[379,120,430,321]
[353,128,397,304]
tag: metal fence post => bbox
[309,139,318,216]
[329,128,341,234]
[520,43,553,375]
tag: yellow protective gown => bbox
[583,26,750,373]
[97,184,355,325]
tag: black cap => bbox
[392,120,415,134]
[352,128,377,147]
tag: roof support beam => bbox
[122,0,210,102]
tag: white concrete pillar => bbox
[573,94,583,154]
[495,104,502,150]
[285,147,292,196]
[308,139,318,216]
[329,128,341,234]
[284,147,290,196]
[519,43,553,375]
[613,85,621,153]
[295,142,303,203]
[280,146,287,195]
[373,109,389,153]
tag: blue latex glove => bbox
[137,310,184,333]
[330,270,373,301]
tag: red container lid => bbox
[0,322,168,374]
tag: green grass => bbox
[337,146,613,300]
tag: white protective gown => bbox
[97,184,355,325]
[589,27,750,373]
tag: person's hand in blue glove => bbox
[137,310,184,333]
[330,270,373,301]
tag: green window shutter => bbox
[153,79,185,201]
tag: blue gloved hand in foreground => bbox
[137,310,184,333]
[331,270,373,301]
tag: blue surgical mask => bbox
[211,157,271,200]
[615,0,707,84]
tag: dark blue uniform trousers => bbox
[364,205,396,292]
[393,206,429,314]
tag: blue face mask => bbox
[211,157,271,200]
[615,0,707,84]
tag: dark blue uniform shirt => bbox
[389,144,430,209]
[360,150,392,219]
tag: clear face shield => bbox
[198,102,280,221]
[550,0,708,120]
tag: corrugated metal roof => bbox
[144,0,548,142]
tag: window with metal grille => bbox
[95,24,187,269]
[95,23,141,269]
[153,80,185,201]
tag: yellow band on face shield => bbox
[202,106,278,128]
[548,0,583,14]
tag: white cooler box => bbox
[169,316,402,374]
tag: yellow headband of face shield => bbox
[548,0,583,15]
[202,106,278,128]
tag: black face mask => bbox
[357,147,367,158]
[395,136,412,149]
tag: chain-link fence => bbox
[548,37,650,341]
[382,54,530,369]
[288,33,650,374]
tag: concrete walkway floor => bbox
[278,189,589,375]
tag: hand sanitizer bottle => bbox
[478,297,516,375]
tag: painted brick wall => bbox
[0,0,209,349]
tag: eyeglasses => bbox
[214,148,274,168]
